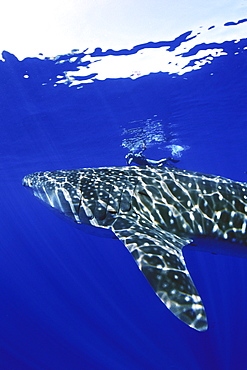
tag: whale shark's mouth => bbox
[22,175,33,188]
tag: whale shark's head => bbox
[22,170,93,225]
[23,169,117,238]
[22,168,137,235]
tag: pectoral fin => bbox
[111,216,208,331]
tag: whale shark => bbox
[22,166,247,331]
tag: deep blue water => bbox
[0,24,247,369]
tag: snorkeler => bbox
[125,144,179,167]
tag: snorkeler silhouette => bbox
[125,144,179,167]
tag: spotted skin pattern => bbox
[23,166,247,331]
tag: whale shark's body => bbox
[22,166,247,331]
